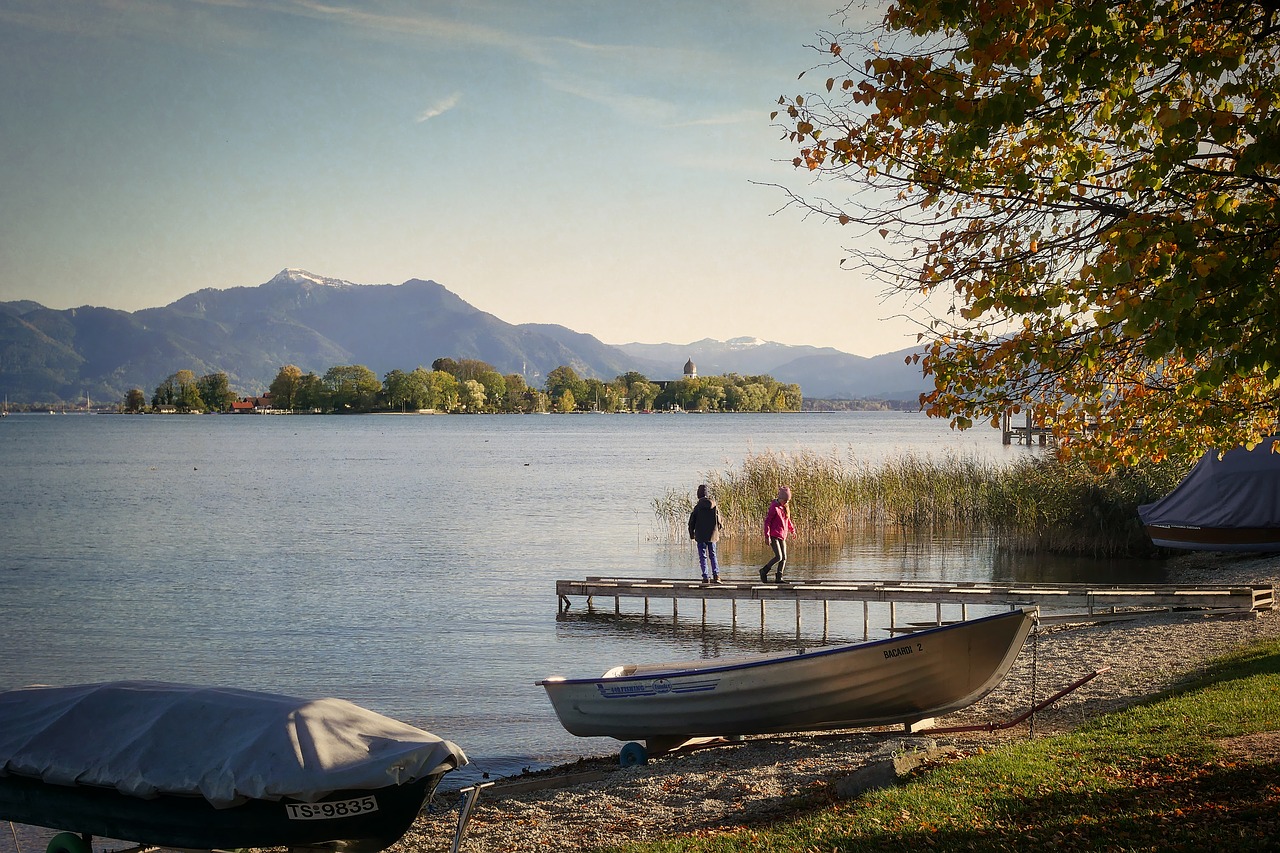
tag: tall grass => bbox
[989,454,1192,555]
[655,450,1191,557]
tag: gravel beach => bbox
[400,553,1280,853]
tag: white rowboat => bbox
[538,608,1036,743]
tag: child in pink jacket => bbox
[759,486,796,583]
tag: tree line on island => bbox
[133,358,802,414]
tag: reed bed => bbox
[655,449,1191,557]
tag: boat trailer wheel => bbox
[618,741,648,767]
[46,833,91,853]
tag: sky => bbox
[0,0,920,357]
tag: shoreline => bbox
[398,552,1280,853]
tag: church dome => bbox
[684,358,697,377]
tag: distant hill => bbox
[0,270,929,404]
[615,338,928,402]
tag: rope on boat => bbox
[423,789,466,816]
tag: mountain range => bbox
[0,269,929,405]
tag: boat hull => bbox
[1144,524,1280,552]
[0,770,444,853]
[539,608,1035,741]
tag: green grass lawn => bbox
[600,637,1280,852]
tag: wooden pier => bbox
[556,577,1275,640]
[1001,410,1054,446]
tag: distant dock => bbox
[1001,410,1054,446]
[555,577,1275,641]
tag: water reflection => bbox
[555,608,828,657]
[554,589,1013,661]
[990,548,1169,585]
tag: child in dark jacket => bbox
[687,484,724,583]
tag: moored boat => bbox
[0,681,467,853]
[538,608,1036,744]
[1139,437,1280,552]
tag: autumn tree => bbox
[699,377,728,411]
[296,372,324,411]
[269,365,304,411]
[582,377,619,411]
[196,372,235,413]
[777,0,1280,466]
[433,357,496,383]
[545,366,588,411]
[554,388,576,413]
[383,368,432,411]
[123,388,146,413]
[322,365,381,412]
[476,369,507,412]
[503,373,531,412]
[655,374,800,411]
[430,357,460,376]
[616,371,658,411]
[725,381,769,413]
[152,370,203,412]
[459,379,487,412]
[658,377,702,411]
[520,387,550,413]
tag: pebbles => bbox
[397,555,1280,852]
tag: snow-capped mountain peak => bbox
[269,268,351,288]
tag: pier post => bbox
[795,600,802,643]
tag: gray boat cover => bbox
[1138,437,1280,529]
[0,681,467,808]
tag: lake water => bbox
[0,411,1166,798]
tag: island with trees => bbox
[123,358,802,414]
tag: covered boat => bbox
[538,608,1035,746]
[1138,437,1280,551]
[0,681,467,853]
